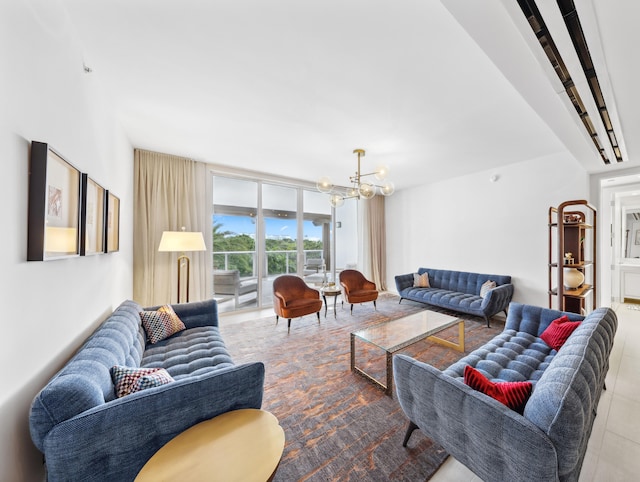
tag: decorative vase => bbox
[564,268,585,290]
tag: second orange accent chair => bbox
[272,275,323,331]
[339,269,378,314]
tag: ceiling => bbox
[58,0,639,191]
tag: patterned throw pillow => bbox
[140,305,186,344]
[540,315,581,351]
[110,365,175,398]
[480,280,497,298]
[413,272,430,288]
[464,365,532,414]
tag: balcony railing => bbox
[213,249,323,278]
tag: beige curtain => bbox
[133,149,208,307]
[361,195,387,290]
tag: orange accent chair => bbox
[273,275,323,331]
[339,269,378,314]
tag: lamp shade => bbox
[158,231,206,252]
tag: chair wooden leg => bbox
[350,304,354,315]
[403,421,419,447]
[275,315,279,326]
[287,319,292,333]
[373,300,377,310]
[316,312,320,323]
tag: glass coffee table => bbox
[350,310,465,396]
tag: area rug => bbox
[220,293,503,481]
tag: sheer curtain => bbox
[360,195,387,290]
[133,149,209,307]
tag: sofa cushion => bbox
[540,315,580,351]
[464,365,532,413]
[413,272,430,287]
[417,268,510,296]
[140,305,186,344]
[111,365,175,398]
[141,326,234,378]
[444,329,555,383]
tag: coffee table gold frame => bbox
[350,310,465,396]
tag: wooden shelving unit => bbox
[548,200,597,314]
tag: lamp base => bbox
[176,254,191,303]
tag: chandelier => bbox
[316,149,395,207]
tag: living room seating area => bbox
[395,267,514,327]
[29,299,265,481]
[394,302,618,481]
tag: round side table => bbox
[321,286,342,318]
[135,409,285,482]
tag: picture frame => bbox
[27,141,81,261]
[80,174,106,256]
[635,229,640,246]
[105,191,120,253]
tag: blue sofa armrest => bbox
[41,361,264,482]
[479,283,514,316]
[395,273,414,293]
[393,354,559,481]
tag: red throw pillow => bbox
[540,315,581,351]
[463,365,532,414]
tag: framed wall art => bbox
[105,190,120,253]
[27,141,81,261]
[80,174,106,256]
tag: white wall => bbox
[335,200,358,270]
[1,2,132,480]
[386,152,589,308]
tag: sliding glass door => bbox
[212,174,344,313]
[261,184,298,306]
[302,190,332,285]
[212,177,259,312]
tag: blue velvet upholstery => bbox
[394,302,617,482]
[29,299,265,482]
[395,268,514,326]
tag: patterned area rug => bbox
[220,293,503,481]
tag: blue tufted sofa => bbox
[29,299,264,482]
[394,302,617,482]
[395,268,514,327]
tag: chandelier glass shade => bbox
[329,193,345,208]
[317,149,395,206]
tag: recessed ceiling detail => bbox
[517,0,624,165]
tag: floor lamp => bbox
[158,229,207,303]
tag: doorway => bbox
[598,174,640,305]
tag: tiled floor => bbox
[431,302,640,482]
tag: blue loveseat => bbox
[394,302,617,482]
[29,299,264,482]
[395,268,514,326]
